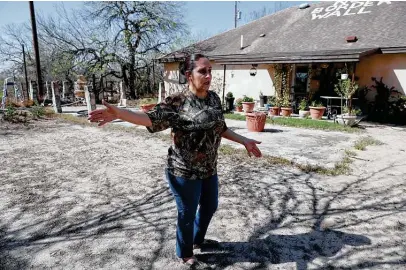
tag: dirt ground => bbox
[0,117,405,270]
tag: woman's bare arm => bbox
[88,100,152,127]
[222,128,262,157]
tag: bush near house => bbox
[364,77,405,125]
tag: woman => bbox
[88,53,262,268]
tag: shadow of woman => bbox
[197,229,371,270]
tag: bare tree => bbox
[83,1,188,99]
[244,2,303,23]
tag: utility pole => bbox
[29,1,44,102]
[234,1,241,28]
[234,1,237,28]
[22,44,29,100]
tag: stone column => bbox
[84,85,96,114]
[118,81,127,107]
[45,81,50,100]
[51,81,62,113]
[29,80,39,104]
[62,81,67,99]
[158,82,165,103]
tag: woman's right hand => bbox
[88,100,120,126]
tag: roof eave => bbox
[381,47,406,54]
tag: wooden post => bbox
[29,1,44,101]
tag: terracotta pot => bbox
[242,102,255,113]
[268,106,280,116]
[280,107,293,117]
[245,112,267,132]
[140,103,156,112]
[309,106,326,120]
[236,106,243,112]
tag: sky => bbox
[0,1,306,72]
[0,1,307,37]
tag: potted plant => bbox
[245,111,267,132]
[139,97,157,112]
[340,63,349,80]
[280,99,292,117]
[259,91,268,107]
[235,98,243,112]
[265,96,275,111]
[336,107,362,126]
[242,95,255,113]
[269,97,281,116]
[225,92,235,112]
[298,98,310,118]
[334,78,360,126]
[309,100,326,120]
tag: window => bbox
[294,66,309,94]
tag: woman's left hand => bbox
[243,138,262,157]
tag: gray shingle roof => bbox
[159,1,406,63]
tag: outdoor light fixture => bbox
[321,63,329,69]
[250,64,258,76]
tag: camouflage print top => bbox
[146,90,228,180]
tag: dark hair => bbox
[180,53,208,76]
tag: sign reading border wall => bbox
[311,1,391,20]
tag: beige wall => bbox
[162,62,275,103]
[356,53,406,98]
[222,64,275,100]
[162,62,188,97]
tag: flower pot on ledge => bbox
[245,112,267,132]
[269,106,280,116]
[299,110,310,118]
[336,114,358,126]
[280,107,293,117]
[309,106,326,120]
[242,102,255,113]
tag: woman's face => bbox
[187,57,212,93]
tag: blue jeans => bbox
[166,169,219,258]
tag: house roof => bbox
[159,1,406,63]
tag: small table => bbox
[320,96,358,119]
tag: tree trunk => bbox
[121,65,130,99]
[128,49,136,99]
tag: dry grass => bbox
[219,144,352,176]
[354,136,383,151]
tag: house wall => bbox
[162,62,275,103]
[356,53,406,98]
[221,64,275,100]
[162,62,188,97]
